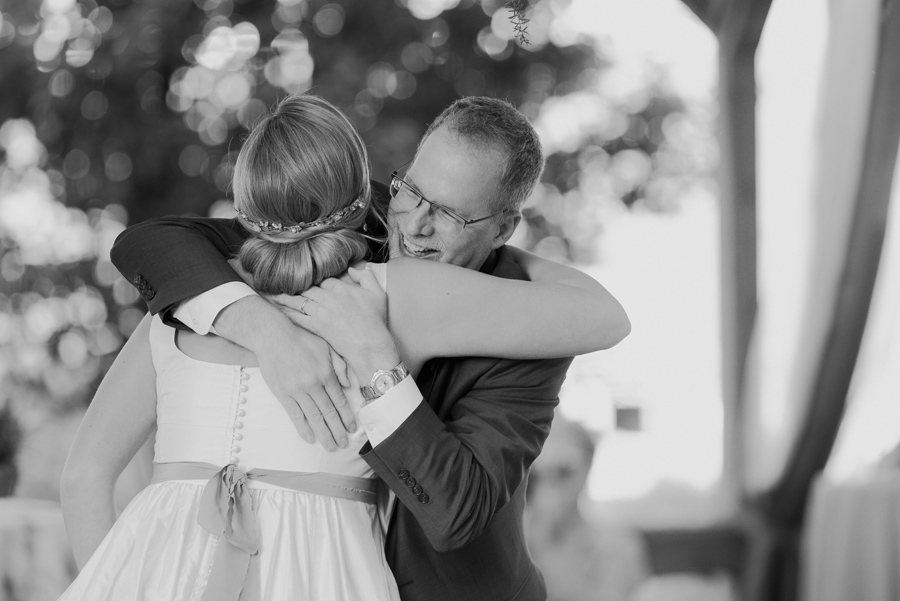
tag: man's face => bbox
[388,126,516,270]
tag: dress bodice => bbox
[148,315,372,479]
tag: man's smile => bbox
[399,234,440,259]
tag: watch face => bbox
[373,372,396,394]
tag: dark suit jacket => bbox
[111,181,572,601]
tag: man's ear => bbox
[491,211,521,249]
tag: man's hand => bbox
[211,295,355,450]
[271,266,401,382]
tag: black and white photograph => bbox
[1,1,899,600]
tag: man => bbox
[112,96,629,601]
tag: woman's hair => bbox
[233,94,379,295]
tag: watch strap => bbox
[360,362,409,402]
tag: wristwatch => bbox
[360,362,410,402]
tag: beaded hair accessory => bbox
[235,197,367,237]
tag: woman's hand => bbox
[270,267,401,382]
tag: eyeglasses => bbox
[389,164,504,237]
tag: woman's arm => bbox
[60,314,157,570]
[504,245,606,292]
[276,251,629,379]
[385,252,630,364]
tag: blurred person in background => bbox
[526,413,650,601]
[59,94,630,601]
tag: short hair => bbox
[420,96,544,215]
[232,93,376,294]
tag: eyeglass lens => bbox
[390,177,466,234]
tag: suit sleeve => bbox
[360,356,572,552]
[110,216,248,321]
[111,180,391,322]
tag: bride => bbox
[57,94,628,601]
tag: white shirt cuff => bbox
[172,282,258,335]
[357,376,423,447]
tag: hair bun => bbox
[238,228,368,295]
[230,93,379,294]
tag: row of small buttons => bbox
[230,369,251,465]
[132,274,155,301]
[398,468,429,504]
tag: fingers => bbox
[318,278,342,291]
[271,293,317,318]
[330,347,351,389]
[286,392,338,451]
[308,385,350,450]
[337,269,357,284]
[312,278,356,295]
[346,265,364,284]
[269,293,292,305]
[301,287,327,302]
[270,299,312,329]
[355,268,382,293]
[277,396,316,444]
[255,329,351,452]
[325,375,357,434]
[270,293,314,313]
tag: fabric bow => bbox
[197,464,261,601]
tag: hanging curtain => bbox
[742,0,880,497]
[742,1,900,599]
[826,181,900,477]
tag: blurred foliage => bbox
[0,0,714,413]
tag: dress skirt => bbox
[58,480,399,601]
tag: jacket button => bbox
[132,274,155,300]
[405,477,416,488]
[398,469,410,480]
[418,493,429,504]
[412,485,423,495]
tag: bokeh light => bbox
[404,0,461,21]
[312,4,344,38]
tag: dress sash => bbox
[151,461,377,601]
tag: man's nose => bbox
[402,203,435,237]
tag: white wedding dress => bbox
[58,308,400,601]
